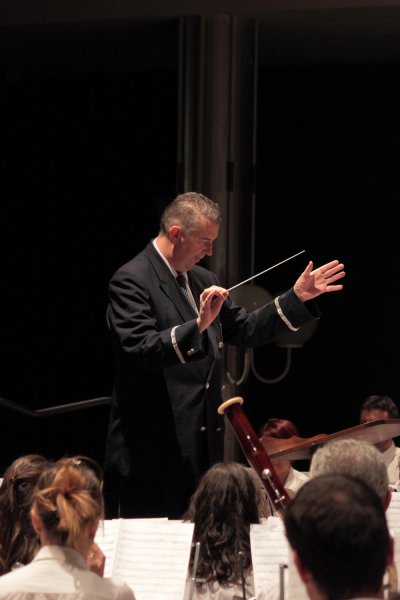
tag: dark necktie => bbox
[176,273,197,312]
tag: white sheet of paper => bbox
[250,519,289,596]
[387,492,400,535]
[250,517,308,600]
[286,551,308,600]
[95,518,194,600]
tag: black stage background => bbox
[1,21,400,470]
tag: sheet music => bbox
[387,492,400,535]
[250,518,289,596]
[250,517,308,600]
[286,552,308,600]
[95,519,194,600]
[387,493,400,581]
[249,494,400,600]
[96,519,123,576]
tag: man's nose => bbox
[205,242,213,256]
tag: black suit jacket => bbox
[104,241,318,516]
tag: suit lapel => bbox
[145,242,197,320]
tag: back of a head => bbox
[259,418,299,439]
[186,461,262,526]
[284,473,392,599]
[309,438,389,503]
[33,456,104,550]
[184,462,262,583]
[360,394,399,418]
[160,192,221,235]
[57,455,104,485]
[0,454,50,514]
[0,454,50,574]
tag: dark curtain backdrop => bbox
[1,22,400,470]
[247,63,400,444]
[0,22,179,469]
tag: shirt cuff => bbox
[274,296,300,332]
[171,325,186,364]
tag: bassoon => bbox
[218,396,290,517]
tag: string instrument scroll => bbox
[218,396,290,517]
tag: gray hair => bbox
[310,438,388,503]
[159,192,221,235]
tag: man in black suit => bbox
[104,191,345,518]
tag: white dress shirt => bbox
[382,441,400,484]
[267,467,309,516]
[0,545,135,600]
[284,467,310,499]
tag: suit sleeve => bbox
[220,287,320,347]
[108,267,209,371]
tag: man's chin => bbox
[187,257,204,269]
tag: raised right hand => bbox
[197,285,228,333]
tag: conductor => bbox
[103,191,345,518]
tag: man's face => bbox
[174,217,220,272]
[360,408,392,452]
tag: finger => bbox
[328,271,346,282]
[209,291,228,303]
[325,263,344,277]
[325,284,344,292]
[303,260,313,275]
[323,267,345,282]
[210,295,225,307]
[320,260,340,272]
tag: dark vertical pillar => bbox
[177,15,259,459]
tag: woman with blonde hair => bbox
[0,456,135,599]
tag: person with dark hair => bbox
[360,394,400,484]
[0,454,50,574]
[104,190,346,518]
[259,418,299,439]
[183,461,266,599]
[0,456,136,599]
[259,418,309,509]
[283,473,394,600]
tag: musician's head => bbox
[259,417,299,439]
[185,461,264,525]
[0,454,50,574]
[309,438,390,510]
[30,455,104,561]
[259,417,299,487]
[56,454,104,487]
[284,473,394,600]
[360,394,399,453]
[183,461,266,583]
[157,192,221,272]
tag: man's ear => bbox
[168,225,182,244]
[292,549,312,584]
[30,507,42,536]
